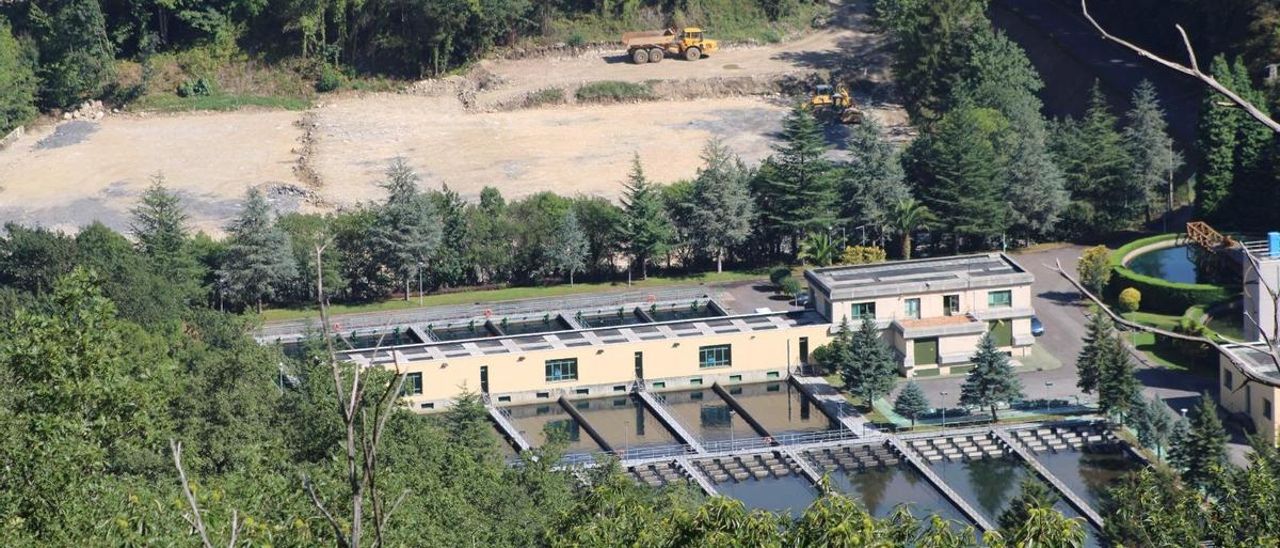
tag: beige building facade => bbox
[338,253,1038,410]
[1219,342,1280,446]
[805,253,1036,377]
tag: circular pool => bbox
[1125,244,1203,284]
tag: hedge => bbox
[1106,233,1236,315]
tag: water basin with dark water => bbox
[494,317,569,336]
[503,403,603,455]
[729,382,837,437]
[1126,245,1202,284]
[1031,446,1141,510]
[659,389,758,442]
[827,464,969,523]
[714,474,819,518]
[565,396,679,451]
[648,303,722,322]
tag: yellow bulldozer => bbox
[807,84,863,124]
[622,27,718,64]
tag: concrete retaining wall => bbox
[0,126,23,150]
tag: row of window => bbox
[850,290,1013,321]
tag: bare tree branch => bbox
[226,510,241,548]
[303,474,347,548]
[1081,0,1280,133]
[171,439,214,548]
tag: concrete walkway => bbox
[887,436,996,533]
[790,375,875,437]
[992,428,1105,531]
[634,389,707,454]
[674,457,718,496]
[487,404,532,452]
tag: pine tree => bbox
[843,317,896,407]
[893,381,930,428]
[1169,394,1228,491]
[0,20,38,134]
[1124,80,1183,222]
[129,175,194,274]
[1003,126,1068,242]
[1076,308,1113,394]
[766,106,837,254]
[427,184,469,288]
[619,155,673,279]
[1097,335,1141,421]
[372,159,442,301]
[1068,81,1137,232]
[888,0,988,122]
[960,332,1024,422]
[218,187,298,312]
[687,140,754,273]
[912,105,1010,250]
[28,0,116,108]
[817,317,854,377]
[840,116,909,241]
[1196,56,1240,219]
[1135,395,1175,457]
[998,476,1060,535]
[547,210,588,285]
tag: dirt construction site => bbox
[0,0,905,235]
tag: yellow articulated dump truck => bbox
[621,27,718,64]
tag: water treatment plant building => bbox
[330,253,1037,410]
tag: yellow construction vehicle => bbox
[807,83,863,124]
[622,27,718,64]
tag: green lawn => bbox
[260,270,770,322]
[132,92,312,112]
[1128,331,1217,377]
[1121,311,1183,331]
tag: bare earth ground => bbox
[0,0,900,235]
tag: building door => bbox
[480,366,490,394]
[799,337,809,365]
[634,351,644,380]
[914,338,938,366]
[989,320,1013,347]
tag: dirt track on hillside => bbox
[0,0,901,235]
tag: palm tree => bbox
[887,198,936,260]
[798,232,839,266]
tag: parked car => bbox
[794,292,811,307]
[1030,316,1045,336]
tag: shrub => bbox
[840,245,886,265]
[769,267,792,289]
[1118,287,1141,313]
[1077,245,1111,296]
[574,81,654,103]
[315,65,343,93]
[566,31,586,48]
[523,87,565,108]
[779,276,803,298]
[176,77,214,97]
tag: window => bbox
[766,371,780,379]
[1224,370,1234,389]
[690,378,703,386]
[545,358,578,382]
[766,383,781,392]
[690,391,704,400]
[419,402,434,409]
[652,381,666,389]
[575,388,590,395]
[988,290,1013,308]
[729,374,743,382]
[729,386,743,395]
[989,320,1013,347]
[944,295,960,316]
[613,385,626,392]
[904,298,921,320]
[402,373,423,396]
[613,398,628,407]
[536,392,550,399]
[497,395,511,403]
[1266,399,1273,420]
[699,344,732,368]
[851,302,876,320]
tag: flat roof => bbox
[337,308,828,367]
[1222,342,1280,382]
[804,253,1033,301]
